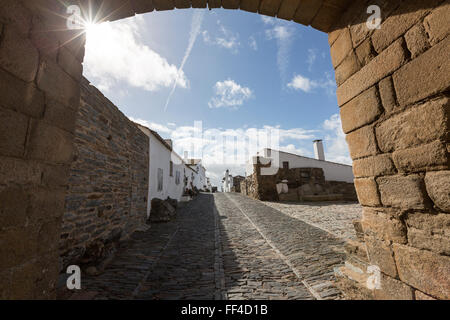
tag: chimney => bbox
[313,140,325,161]
[164,139,173,149]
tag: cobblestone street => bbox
[263,201,362,240]
[70,193,350,300]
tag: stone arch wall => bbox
[328,0,449,300]
[0,0,448,299]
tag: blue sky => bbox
[83,9,351,186]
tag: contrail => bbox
[164,10,205,111]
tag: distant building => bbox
[136,124,208,216]
[241,141,356,202]
[232,175,245,193]
[184,162,197,193]
[246,140,354,183]
[221,171,245,193]
[185,158,208,191]
[222,169,233,193]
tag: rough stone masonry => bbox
[240,159,357,202]
[0,0,448,299]
[60,78,149,273]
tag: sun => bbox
[83,20,105,44]
[84,21,99,33]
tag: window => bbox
[175,171,180,185]
[157,168,163,191]
[283,161,289,170]
[170,161,173,177]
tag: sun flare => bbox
[84,22,98,33]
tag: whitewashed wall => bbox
[246,149,354,183]
[196,165,207,190]
[185,164,195,191]
[187,163,207,190]
[141,130,184,217]
[137,124,208,214]
[168,152,185,201]
[222,170,233,192]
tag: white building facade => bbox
[222,169,233,192]
[184,163,196,191]
[185,159,207,191]
[137,124,208,217]
[246,141,354,183]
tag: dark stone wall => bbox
[0,0,84,299]
[59,77,149,271]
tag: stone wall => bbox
[240,160,357,202]
[60,77,149,271]
[0,0,448,300]
[232,176,245,193]
[0,0,84,299]
[240,173,258,200]
[240,158,274,201]
[329,0,450,300]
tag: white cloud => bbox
[208,79,253,109]
[307,49,317,72]
[84,16,187,93]
[261,16,276,25]
[202,20,240,53]
[277,127,317,141]
[287,74,315,92]
[126,117,318,186]
[262,18,296,83]
[127,116,351,187]
[249,36,258,50]
[288,73,336,95]
[322,114,352,165]
[279,144,311,157]
[265,25,292,41]
[129,117,173,134]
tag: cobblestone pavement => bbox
[263,201,362,240]
[72,194,218,300]
[220,193,345,300]
[215,193,313,300]
[68,193,348,300]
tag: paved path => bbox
[218,193,345,300]
[69,193,346,300]
[263,201,362,240]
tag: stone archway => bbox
[0,0,448,299]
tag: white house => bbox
[221,169,233,192]
[184,162,196,191]
[136,125,186,217]
[246,140,354,183]
[197,165,207,190]
[185,159,207,191]
[166,140,185,202]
